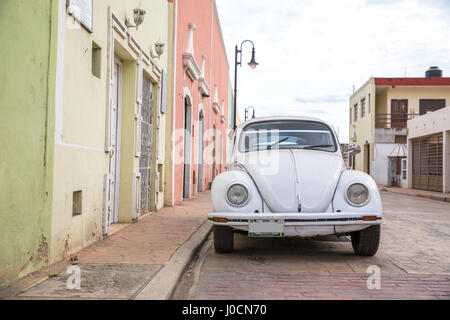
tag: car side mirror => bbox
[348,144,361,155]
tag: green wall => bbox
[0,0,58,287]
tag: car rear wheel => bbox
[351,225,380,256]
[213,226,234,253]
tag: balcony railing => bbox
[375,113,419,128]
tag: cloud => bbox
[302,109,326,114]
[295,95,348,104]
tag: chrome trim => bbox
[225,183,250,207]
[345,183,370,207]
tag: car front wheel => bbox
[351,225,380,256]
[213,225,234,253]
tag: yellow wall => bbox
[375,88,388,116]
[349,79,375,172]
[386,87,450,115]
[50,0,169,263]
[164,1,174,207]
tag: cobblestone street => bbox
[173,191,450,300]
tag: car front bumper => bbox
[208,212,382,237]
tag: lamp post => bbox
[244,106,256,122]
[233,40,258,130]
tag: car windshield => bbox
[238,120,337,153]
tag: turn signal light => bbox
[362,216,377,221]
[213,217,228,223]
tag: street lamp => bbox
[234,40,258,130]
[244,106,256,122]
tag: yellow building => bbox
[50,0,170,263]
[349,68,450,188]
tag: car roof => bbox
[238,115,336,131]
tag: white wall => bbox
[408,106,450,139]
[371,143,407,186]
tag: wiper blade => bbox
[267,137,289,150]
[301,144,334,150]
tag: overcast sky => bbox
[215,0,450,143]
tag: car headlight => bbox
[226,184,249,207]
[346,183,369,206]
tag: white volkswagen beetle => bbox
[209,116,382,256]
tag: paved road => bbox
[172,192,450,300]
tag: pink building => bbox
[169,0,229,204]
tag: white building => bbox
[407,106,450,193]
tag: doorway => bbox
[364,143,370,174]
[198,111,204,192]
[212,124,216,180]
[412,133,443,192]
[388,156,403,187]
[391,99,408,128]
[109,58,122,224]
[183,97,192,199]
[140,75,153,214]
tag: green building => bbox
[0,0,59,287]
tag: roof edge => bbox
[350,77,374,99]
[212,0,230,70]
[374,77,450,87]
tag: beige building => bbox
[50,0,170,263]
[349,68,450,188]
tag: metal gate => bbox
[140,76,153,213]
[412,133,443,192]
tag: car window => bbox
[238,120,337,153]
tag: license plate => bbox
[248,219,284,237]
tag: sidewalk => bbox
[379,185,450,202]
[0,191,212,300]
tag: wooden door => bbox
[364,143,370,174]
[391,99,408,128]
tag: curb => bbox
[381,187,450,203]
[416,194,450,202]
[133,220,213,300]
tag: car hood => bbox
[235,149,345,213]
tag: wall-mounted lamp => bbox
[154,41,165,58]
[125,6,146,30]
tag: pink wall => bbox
[172,0,229,203]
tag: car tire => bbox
[351,225,380,256]
[213,226,234,253]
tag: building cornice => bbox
[183,52,201,80]
[374,77,450,88]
